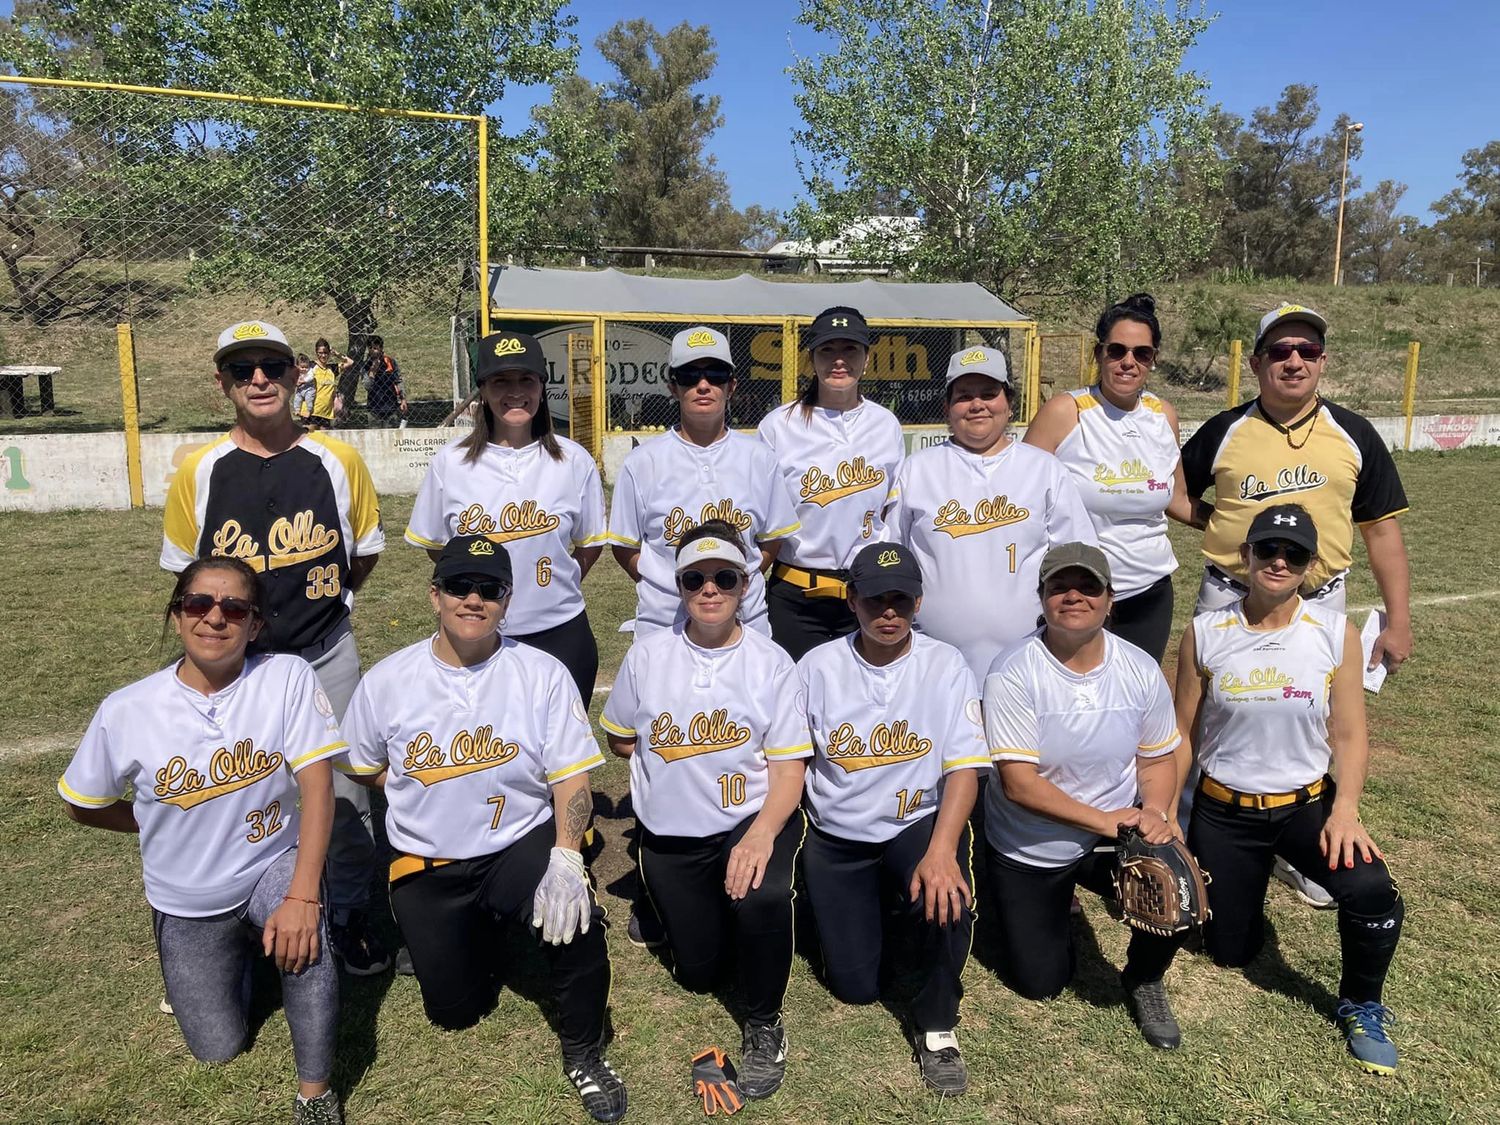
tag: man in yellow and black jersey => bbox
[161,319,391,976]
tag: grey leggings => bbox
[152,847,338,1083]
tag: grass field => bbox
[2,448,1498,1123]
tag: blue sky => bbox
[494,0,1500,222]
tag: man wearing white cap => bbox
[161,320,390,974]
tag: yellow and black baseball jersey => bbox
[161,434,386,654]
[1181,399,1407,587]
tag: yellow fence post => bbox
[780,318,798,404]
[592,317,607,464]
[116,323,144,508]
[1226,339,1243,408]
[477,115,490,338]
[1402,341,1421,451]
[1026,329,1042,423]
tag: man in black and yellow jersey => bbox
[160,319,392,976]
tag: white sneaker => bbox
[159,997,174,1015]
[1273,857,1335,909]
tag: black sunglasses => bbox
[224,359,293,382]
[671,367,733,388]
[678,568,743,593]
[1260,341,1325,363]
[1103,343,1157,365]
[174,592,258,623]
[1251,540,1312,568]
[1044,575,1107,598]
[438,576,510,602]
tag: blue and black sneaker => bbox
[1336,999,1398,1075]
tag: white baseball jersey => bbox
[59,654,346,917]
[1051,388,1180,598]
[341,636,603,860]
[601,626,812,836]
[607,428,800,636]
[1191,599,1345,793]
[405,436,607,635]
[886,438,1097,683]
[984,632,1179,867]
[757,401,904,569]
[799,631,988,843]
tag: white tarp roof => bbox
[488,267,1030,323]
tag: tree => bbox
[1428,141,1500,286]
[1209,85,1362,280]
[1341,180,1422,285]
[788,0,1222,297]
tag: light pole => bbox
[1332,120,1364,286]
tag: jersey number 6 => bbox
[536,557,552,587]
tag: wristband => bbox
[283,894,322,908]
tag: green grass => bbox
[2,451,1499,1122]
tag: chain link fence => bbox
[0,77,482,432]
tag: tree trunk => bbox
[331,288,379,403]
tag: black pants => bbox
[987,845,1178,1000]
[1106,574,1175,664]
[767,575,857,661]
[389,818,611,1056]
[802,816,973,1033]
[513,609,599,703]
[639,810,805,1025]
[1190,784,1402,1004]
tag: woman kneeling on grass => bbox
[1174,504,1404,1074]
[59,558,345,1124]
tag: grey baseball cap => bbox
[1038,542,1112,588]
[1253,303,1328,352]
[214,320,295,365]
[669,326,733,371]
[944,346,1010,388]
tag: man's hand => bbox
[1369,619,1413,673]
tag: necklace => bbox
[1261,397,1320,450]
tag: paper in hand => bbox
[1361,609,1389,694]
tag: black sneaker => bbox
[913,1029,968,1095]
[291,1089,343,1124]
[626,909,666,949]
[738,1019,788,1100]
[563,1049,628,1122]
[1124,974,1181,1049]
[330,911,391,976]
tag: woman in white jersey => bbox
[887,346,1096,683]
[406,331,606,701]
[59,558,345,1124]
[608,325,800,638]
[982,543,1186,1050]
[1024,294,1190,662]
[602,522,811,1102]
[341,537,627,1123]
[1173,504,1404,1074]
[798,543,988,1096]
[759,306,904,659]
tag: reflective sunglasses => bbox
[678,568,743,593]
[1260,341,1325,363]
[224,359,294,382]
[1103,343,1157,365]
[670,367,733,388]
[1045,575,1107,598]
[1250,540,1312,568]
[175,593,258,623]
[438,576,510,602]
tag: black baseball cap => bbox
[432,535,514,585]
[476,331,546,382]
[806,306,871,351]
[1245,504,1318,554]
[848,542,922,599]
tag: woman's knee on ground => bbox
[180,1019,249,1065]
[822,953,881,1006]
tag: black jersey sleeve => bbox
[1326,401,1409,523]
[1179,404,1247,500]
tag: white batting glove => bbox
[532,847,591,945]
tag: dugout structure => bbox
[485,267,1039,465]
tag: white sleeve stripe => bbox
[57,777,123,807]
[291,741,347,770]
[546,753,605,782]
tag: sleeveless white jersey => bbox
[601,625,813,836]
[341,636,603,860]
[405,436,606,635]
[1191,599,1345,793]
[983,632,1179,867]
[799,631,988,843]
[59,654,347,917]
[886,438,1097,683]
[757,401,904,569]
[1051,388,1180,598]
[607,428,800,637]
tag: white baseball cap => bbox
[214,320,295,365]
[944,346,1010,388]
[1253,303,1328,352]
[669,326,733,371]
[674,535,751,573]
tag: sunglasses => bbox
[1260,341,1325,363]
[678,568,743,593]
[224,359,293,382]
[671,368,733,388]
[175,593,258,623]
[1103,343,1157,365]
[1045,576,1107,598]
[438,577,510,602]
[1251,540,1312,568]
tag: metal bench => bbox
[0,365,59,416]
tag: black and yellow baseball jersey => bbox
[161,434,385,653]
[1181,399,1407,587]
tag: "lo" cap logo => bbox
[233,322,266,340]
[686,329,718,348]
[468,539,495,556]
[494,337,526,357]
[959,349,987,366]
[877,549,901,567]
